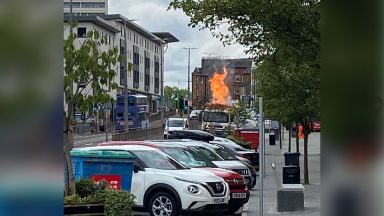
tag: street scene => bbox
[63,0,320,216]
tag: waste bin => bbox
[269,133,276,145]
[282,166,300,184]
[284,152,301,166]
[272,128,280,141]
[69,150,136,191]
[240,130,259,150]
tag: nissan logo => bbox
[215,183,222,191]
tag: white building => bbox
[64,14,178,116]
[64,0,108,16]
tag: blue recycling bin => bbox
[67,150,136,191]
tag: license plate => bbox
[232,193,247,199]
[213,198,225,204]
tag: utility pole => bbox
[182,47,197,123]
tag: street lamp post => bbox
[182,47,197,123]
[159,39,170,126]
[123,19,129,132]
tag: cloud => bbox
[109,0,248,88]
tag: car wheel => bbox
[149,192,178,216]
[227,204,243,214]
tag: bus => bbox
[115,94,149,131]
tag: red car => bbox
[99,141,250,213]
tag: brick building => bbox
[192,57,252,109]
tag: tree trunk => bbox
[279,123,282,149]
[296,123,300,153]
[64,104,76,196]
[303,122,310,184]
[288,127,292,152]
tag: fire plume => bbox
[209,67,229,105]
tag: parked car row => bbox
[74,138,254,215]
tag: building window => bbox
[64,2,80,8]
[81,2,105,8]
[235,75,243,82]
[235,89,240,95]
[77,27,86,38]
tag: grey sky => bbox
[109,0,248,88]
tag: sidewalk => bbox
[245,130,321,216]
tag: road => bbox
[74,118,167,147]
[74,133,112,147]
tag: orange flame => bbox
[209,67,229,105]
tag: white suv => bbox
[78,145,230,216]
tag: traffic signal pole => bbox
[182,47,197,123]
[259,96,264,216]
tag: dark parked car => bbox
[167,129,214,142]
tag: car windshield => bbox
[223,143,248,151]
[132,150,186,170]
[203,112,229,123]
[192,147,223,161]
[211,147,238,160]
[162,147,216,168]
[168,119,184,127]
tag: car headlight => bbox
[187,185,199,194]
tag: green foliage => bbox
[66,179,135,215]
[92,189,135,216]
[64,24,123,195]
[169,0,320,128]
[164,86,191,108]
[75,179,97,198]
[64,26,122,118]
[64,194,81,205]
[229,101,250,128]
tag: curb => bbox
[241,200,249,216]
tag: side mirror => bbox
[133,164,140,173]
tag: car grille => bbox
[225,178,245,184]
[232,169,249,175]
[225,178,247,190]
[204,182,226,197]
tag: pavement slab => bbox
[245,130,321,216]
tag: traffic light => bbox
[179,96,184,109]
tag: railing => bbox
[149,112,162,122]
[112,125,164,141]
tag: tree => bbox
[64,26,121,195]
[163,85,190,108]
[169,0,320,184]
[230,100,250,128]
